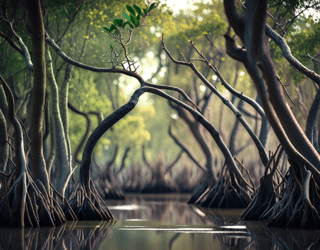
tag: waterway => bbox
[0,194,319,249]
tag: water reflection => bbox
[1,195,320,249]
[0,220,115,250]
[104,194,251,250]
[244,221,320,250]
[105,195,320,250]
[106,194,213,225]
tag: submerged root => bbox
[0,170,68,227]
[68,180,113,221]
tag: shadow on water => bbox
[1,194,320,249]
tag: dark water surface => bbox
[1,194,320,249]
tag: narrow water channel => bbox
[0,194,320,249]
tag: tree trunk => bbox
[45,46,71,197]
[26,0,50,192]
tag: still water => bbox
[1,194,320,249]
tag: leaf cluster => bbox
[102,3,156,34]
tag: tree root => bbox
[140,175,179,193]
[0,170,68,227]
[187,174,210,204]
[265,163,320,229]
[95,170,125,200]
[122,164,144,193]
[140,162,180,193]
[242,149,283,220]
[68,180,113,221]
[197,164,252,209]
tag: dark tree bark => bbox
[26,0,50,192]
[68,103,91,164]
[224,0,320,228]
[0,86,8,172]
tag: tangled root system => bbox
[0,170,69,227]
[197,164,252,209]
[68,180,113,221]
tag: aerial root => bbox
[266,163,320,229]
[0,170,69,227]
[187,175,210,204]
[140,176,180,193]
[96,174,125,200]
[68,180,113,221]
[198,164,252,209]
[242,162,279,220]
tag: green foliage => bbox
[102,2,156,33]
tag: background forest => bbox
[0,0,320,229]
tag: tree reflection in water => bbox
[107,194,212,225]
[193,207,252,249]
[244,221,320,250]
[0,220,116,250]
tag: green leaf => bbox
[202,31,209,35]
[126,5,135,15]
[115,30,120,35]
[123,13,130,21]
[143,8,148,15]
[110,44,113,50]
[128,22,134,29]
[109,24,117,32]
[134,19,140,27]
[102,27,110,33]
[130,14,136,24]
[130,14,139,27]
[113,19,124,27]
[136,14,141,21]
[149,3,156,11]
[133,4,142,15]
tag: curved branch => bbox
[162,37,269,166]
[145,82,202,113]
[165,150,183,173]
[0,31,23,55]
[68,102,91,164]
[6,22,33,71]
[306,88,320,144]
[143,86,251,188]
[79,88,146,197]
[168,125,207,173]
[115,146,131,178]
[45,32,144,84]
[266,25,320,87]
[142,144,154,174]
